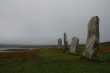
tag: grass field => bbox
[0,44,110,73]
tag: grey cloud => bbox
[0,0,109,45]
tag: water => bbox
[0,48,34,51]
[0,45,57,51]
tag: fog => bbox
[0,0,110,45]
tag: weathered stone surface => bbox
[58,38,62,49]
[82,16,100,60]
[69,37,79,54]
[64,33,69,51]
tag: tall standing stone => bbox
[82,16,100,60]
[58,38,62,49]
[64,33,69,51]
[69,37,79,54]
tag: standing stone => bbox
[64,33,69,51]
[58,38,62,49]
[82,16,100,60]
[69,37,79,54]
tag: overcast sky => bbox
[0,0,110,45]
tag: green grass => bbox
[0,48,110,73]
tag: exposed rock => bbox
[69,37,79,54]
[58,38,62,49]
[64,33,69,51]
[82,16,100,60]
